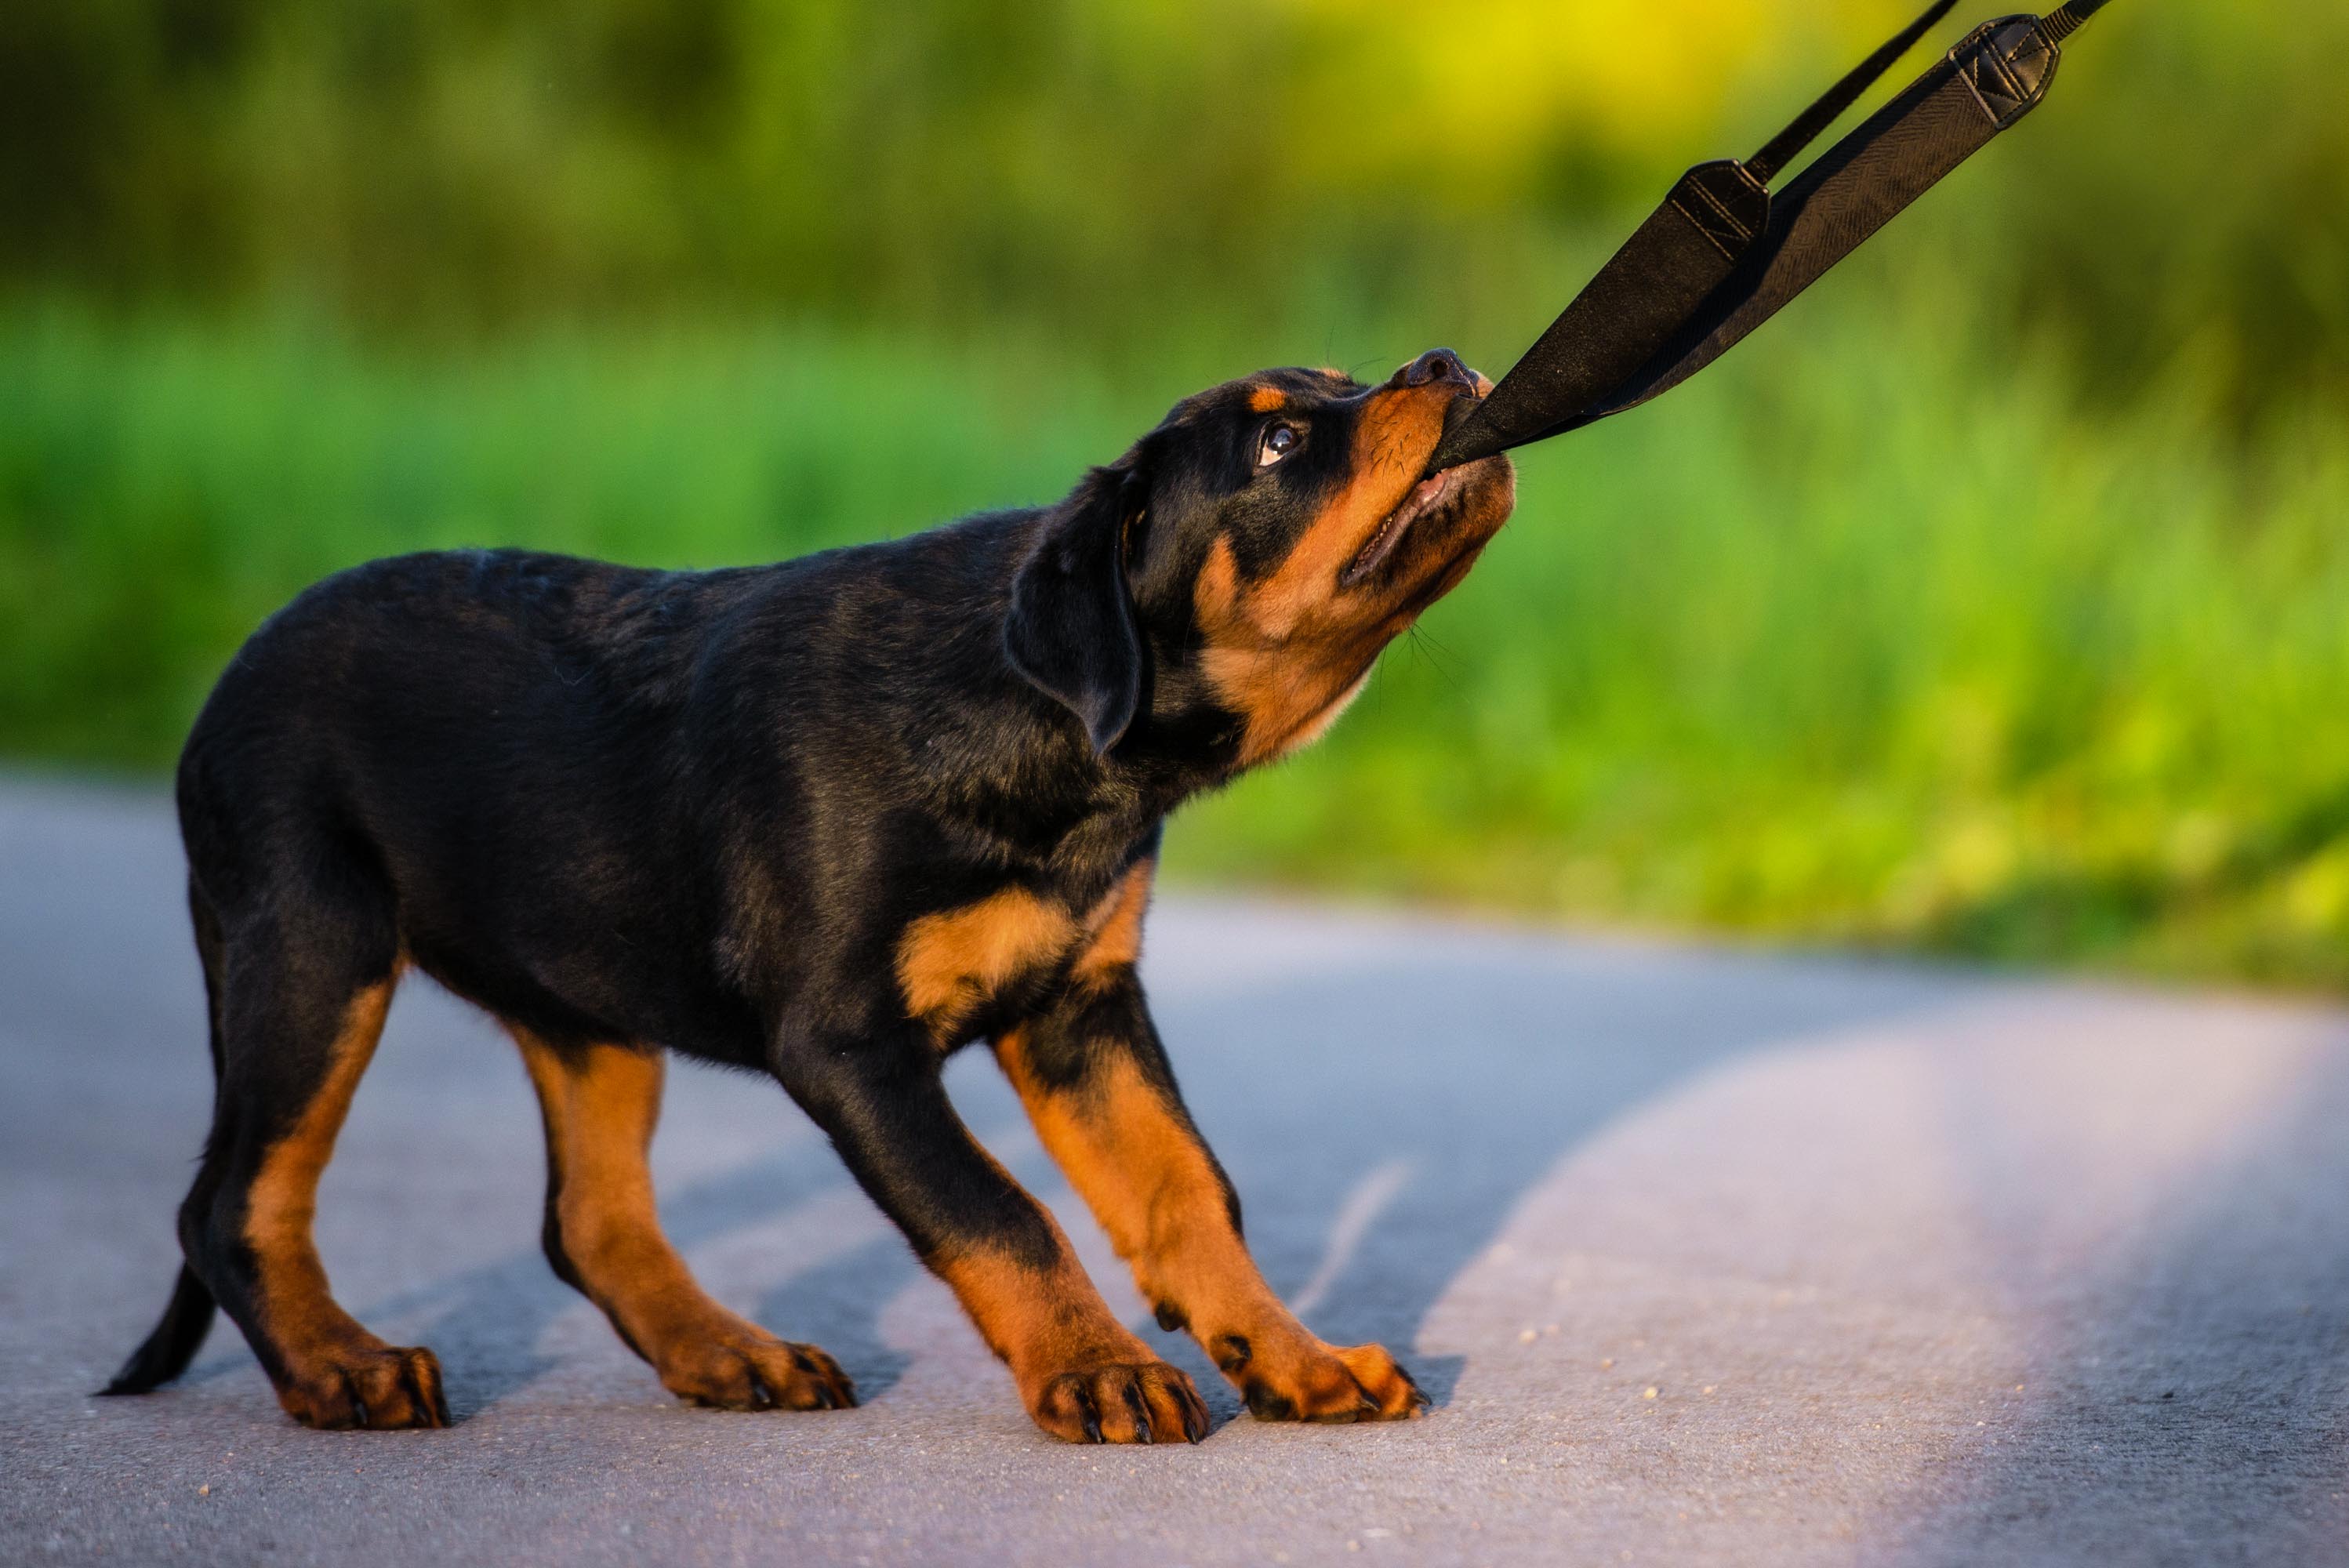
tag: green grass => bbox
[8,302,2349,986]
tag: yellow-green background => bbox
[7,0,2348,982]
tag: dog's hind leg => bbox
[510,1029,855,1412]
[176,884,447,1428]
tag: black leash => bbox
[1429,0,2119,472]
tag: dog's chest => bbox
[890,862,1149,1044]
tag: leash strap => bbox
[1436,0,1955,466]
[1429,1,2115,471]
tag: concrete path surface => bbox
[2,775,2345,1566]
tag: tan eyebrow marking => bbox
[1248,386,1287,414]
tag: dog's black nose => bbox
[1397,347,1474,390]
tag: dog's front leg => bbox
[993,977,1429,1424]
[779,1034,1208,1444]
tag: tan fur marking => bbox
[997,1041,1269,1332]
[515,1030,851,1409]
[241,978,437,1423]
[1073,860,1154,987]
[996,1033,1424,1421]
[1242,385,1449,638]
[1192,381,1512,765]
[932,1225,1202,1443]
[897,887,1077,1036]
[1279,666,1375,757]
[1248,385,1287,413]
[934,1235,1145,1375]
[1194,535,1394,766]
[245,981,394,1349]
[516,1033,673,1305]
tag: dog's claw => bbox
[1180,1385,1210,1443]
[1076,1386,1104,1444]
[1032,1361,1203,1444]
[653,1331,850,1413]
[1230,1338,1425,1424]
[1123,1382,1154,1444]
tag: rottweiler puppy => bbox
[103,348,1515,1442]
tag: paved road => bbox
[2,775,2346,1566]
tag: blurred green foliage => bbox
[7,0,2346,408]
[5,0,2348,982]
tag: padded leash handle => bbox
[1429,0,2117,472]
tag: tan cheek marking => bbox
[1073,859,1154,988]
[1195,535,1389,766]
[1194,535,1242,625]
[1248,386,1287,413]
[1276,666,1374,758]
[1242,387,1450,640]
[1201,641,1385,766]
[1188,388,1458,766]
[897,887,1078,1036]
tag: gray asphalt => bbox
[2,775,2346,1566]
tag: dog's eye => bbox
[1258,423,1300,468]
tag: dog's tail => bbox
[100,875,228,1397]
[99,1263,219,1396]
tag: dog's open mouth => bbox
[1340,467,1455,587]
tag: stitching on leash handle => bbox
[1427,0,2118,473]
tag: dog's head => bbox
[1007,350,1516,768]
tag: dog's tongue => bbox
[1345,470,1450,585]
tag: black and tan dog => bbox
[103,348,1515,1442]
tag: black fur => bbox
[107,350,1513,1422]
[100,1263,216,1396]
[1005,462,1149,755]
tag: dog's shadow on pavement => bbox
[1151,936,1977,1409]
[174,1131,918,1414]
[172,937,1973,1421]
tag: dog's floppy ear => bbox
[1004,460,1146,757]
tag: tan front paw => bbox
[652,1325,855,1411]
[1213,1330,1427,1422]
[1022,1356,1210,1445]
[274,1342,450,1430]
